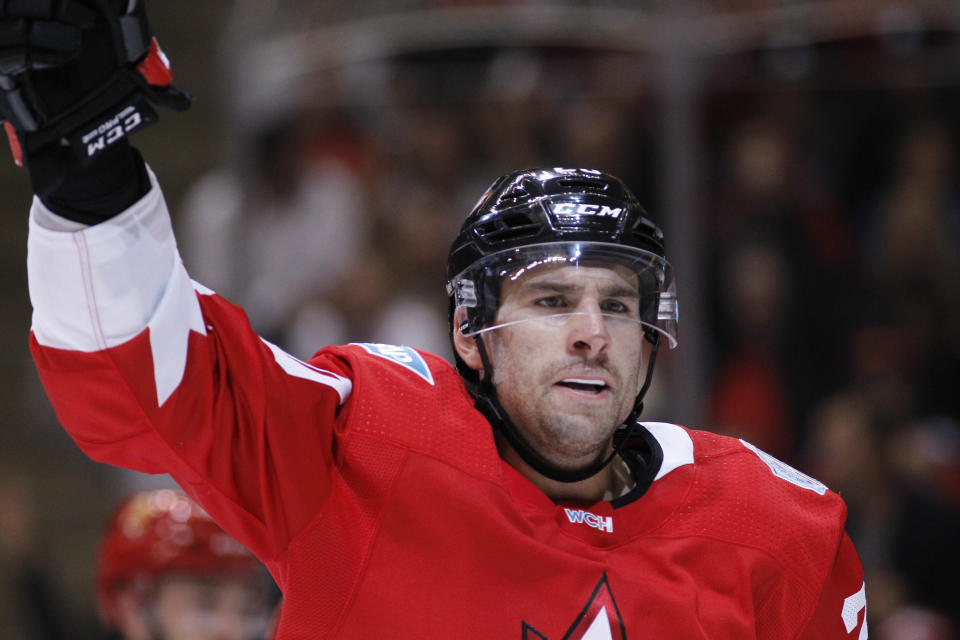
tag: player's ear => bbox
[452,307,483,371]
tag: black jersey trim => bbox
[610,423,663,509]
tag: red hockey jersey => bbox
[27,174,867,639]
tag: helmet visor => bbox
[448,242,678,348]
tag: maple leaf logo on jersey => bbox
[522,574,627,639]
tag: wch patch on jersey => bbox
[352,343,435,385]
[740,440,827,495]
[564,508,613,534]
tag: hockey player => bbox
[2,1,867,638]
[98,489,276,640]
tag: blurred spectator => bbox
[97,489,278,640]
[878,607,958,640]
[845,326,916,428]
[805,393,960,630]
[805,393,904,623]
[884,417,960,629]
[705,115,854,457]
[472,49,548,173]
[860,120,960,296]
[707,239,791,456]
[180,115,368,355]
[856,119,960,423]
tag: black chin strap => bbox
[473,333,661,484]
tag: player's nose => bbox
[566,305,611,355]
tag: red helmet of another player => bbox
[96,488,261,626]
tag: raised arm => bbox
[3,1,351,563]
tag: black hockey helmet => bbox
[445,167,678,483]
[448,168,666,276]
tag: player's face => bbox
[145,574,270,640]
[485,263,645,469]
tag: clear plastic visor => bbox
[448,242,678,348]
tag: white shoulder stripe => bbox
[261,339,352,404]
[642,421,695,481]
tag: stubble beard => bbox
[531,410,618,468]
[492,361,627,470]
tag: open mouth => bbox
[556,378,610,395]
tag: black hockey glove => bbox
[0,0,191,196]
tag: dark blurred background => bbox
[2,1,959,637]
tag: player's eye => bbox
[535,295,566,309]
[601,299,633,314]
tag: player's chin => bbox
[542,435,613,470]
[549,412,622,447]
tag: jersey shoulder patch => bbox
[740,439,828,495]
[351,342,435,385]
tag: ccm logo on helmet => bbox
[551,203,624,217]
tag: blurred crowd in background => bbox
[2,1,959,638]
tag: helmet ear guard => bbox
[447,265,502,338]
[448,269,500,393]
